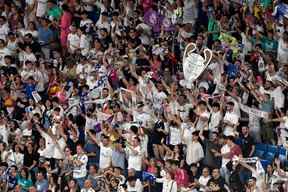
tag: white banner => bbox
[239,103,269,119]
[32,91,42,103]
[182,43,212,87]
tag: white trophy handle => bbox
[203,48,213,66]
[183,43,197,59]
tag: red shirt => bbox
[229,144,242,159]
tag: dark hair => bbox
[62,4,69,12]
[0,16,6,22]
[0,39,5,44]
[89,164,98,170]
[20,167,29,179]
[127,176,137,182]
[130,125,138,134]
[54,107,61,112]
[212,102,220,108]
[227,101,234,106]
[198,101,207,106]
[4,55,12,60]
[24,33,33,39]
[226,135,234,141]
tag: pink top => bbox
[60,11,72,32]
[174,168,189,187]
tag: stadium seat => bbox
[255,143,267,152]
[264,152,276,163]
[267,145,278,155]
[254,150,265,158]
[278,147,287,162]
[260,160,270,169]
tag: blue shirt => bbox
[226,63,238,78]
[112,149,125,170]
[35,179,49,192]
[38,27,53,45]
[24,83,36,99]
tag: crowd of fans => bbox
[0,0,288,191]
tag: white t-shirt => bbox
[133,111,151,127]
[127,145,142,171]
[277,37,288,64]
[181,123,194,145]
[270,86,284,109]
[127,179,143,192]
[0,124,8,144]
[198,175,211,191]
[0,47,11,66]
[23,30,38,38]
[196,111,210,130]
[167,126,182,146]
[208,111,222,132]
[19,52,37,64]
[7,152,24,167]
[223,112,239,136]
[67,33,80,52]
[96,21,110,33]
[0,23,9,40]
[221,144,231,167]
[39,131,55,158]
[178,103,193,121]
[7,40,18,56]
[99,143,113,169]
[156,178,177,192]
[152,91,167,110]
[80,34,90,56]
[73,154,88,179]
[186,141,204,165]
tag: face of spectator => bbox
[47,2,54,9]
[102,137,109,146]
[36,172,44,181]
[202,168,209,177]
[14,185,22,192]
[128,169,135,177]
[212,169,220,179]
[76,145,83,154]
[20,169,27,178]
[89,166,97,175]
[64,147,71,155]
[28,187,37,192]
[247,178,256,188]
[84,180,92,189]
[129,180,136,187]
[68,180,76,189]
[241,126,249,135]
[41,19,48,27]
[226,104,233,112]
[132,137,139,147]
[0,40,5,48]
[10,167,17,176]
[266,165,273,174]
[129,30,136,39]
[102,89,109,98]
[0,17,5,25]
[196,35,203,47]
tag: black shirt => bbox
[23,149,39,168]
[202,139,222,169]
[135,58,150,69]
[207,177,227,192]
[239,134,255,158]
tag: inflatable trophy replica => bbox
[180,43,213,89]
